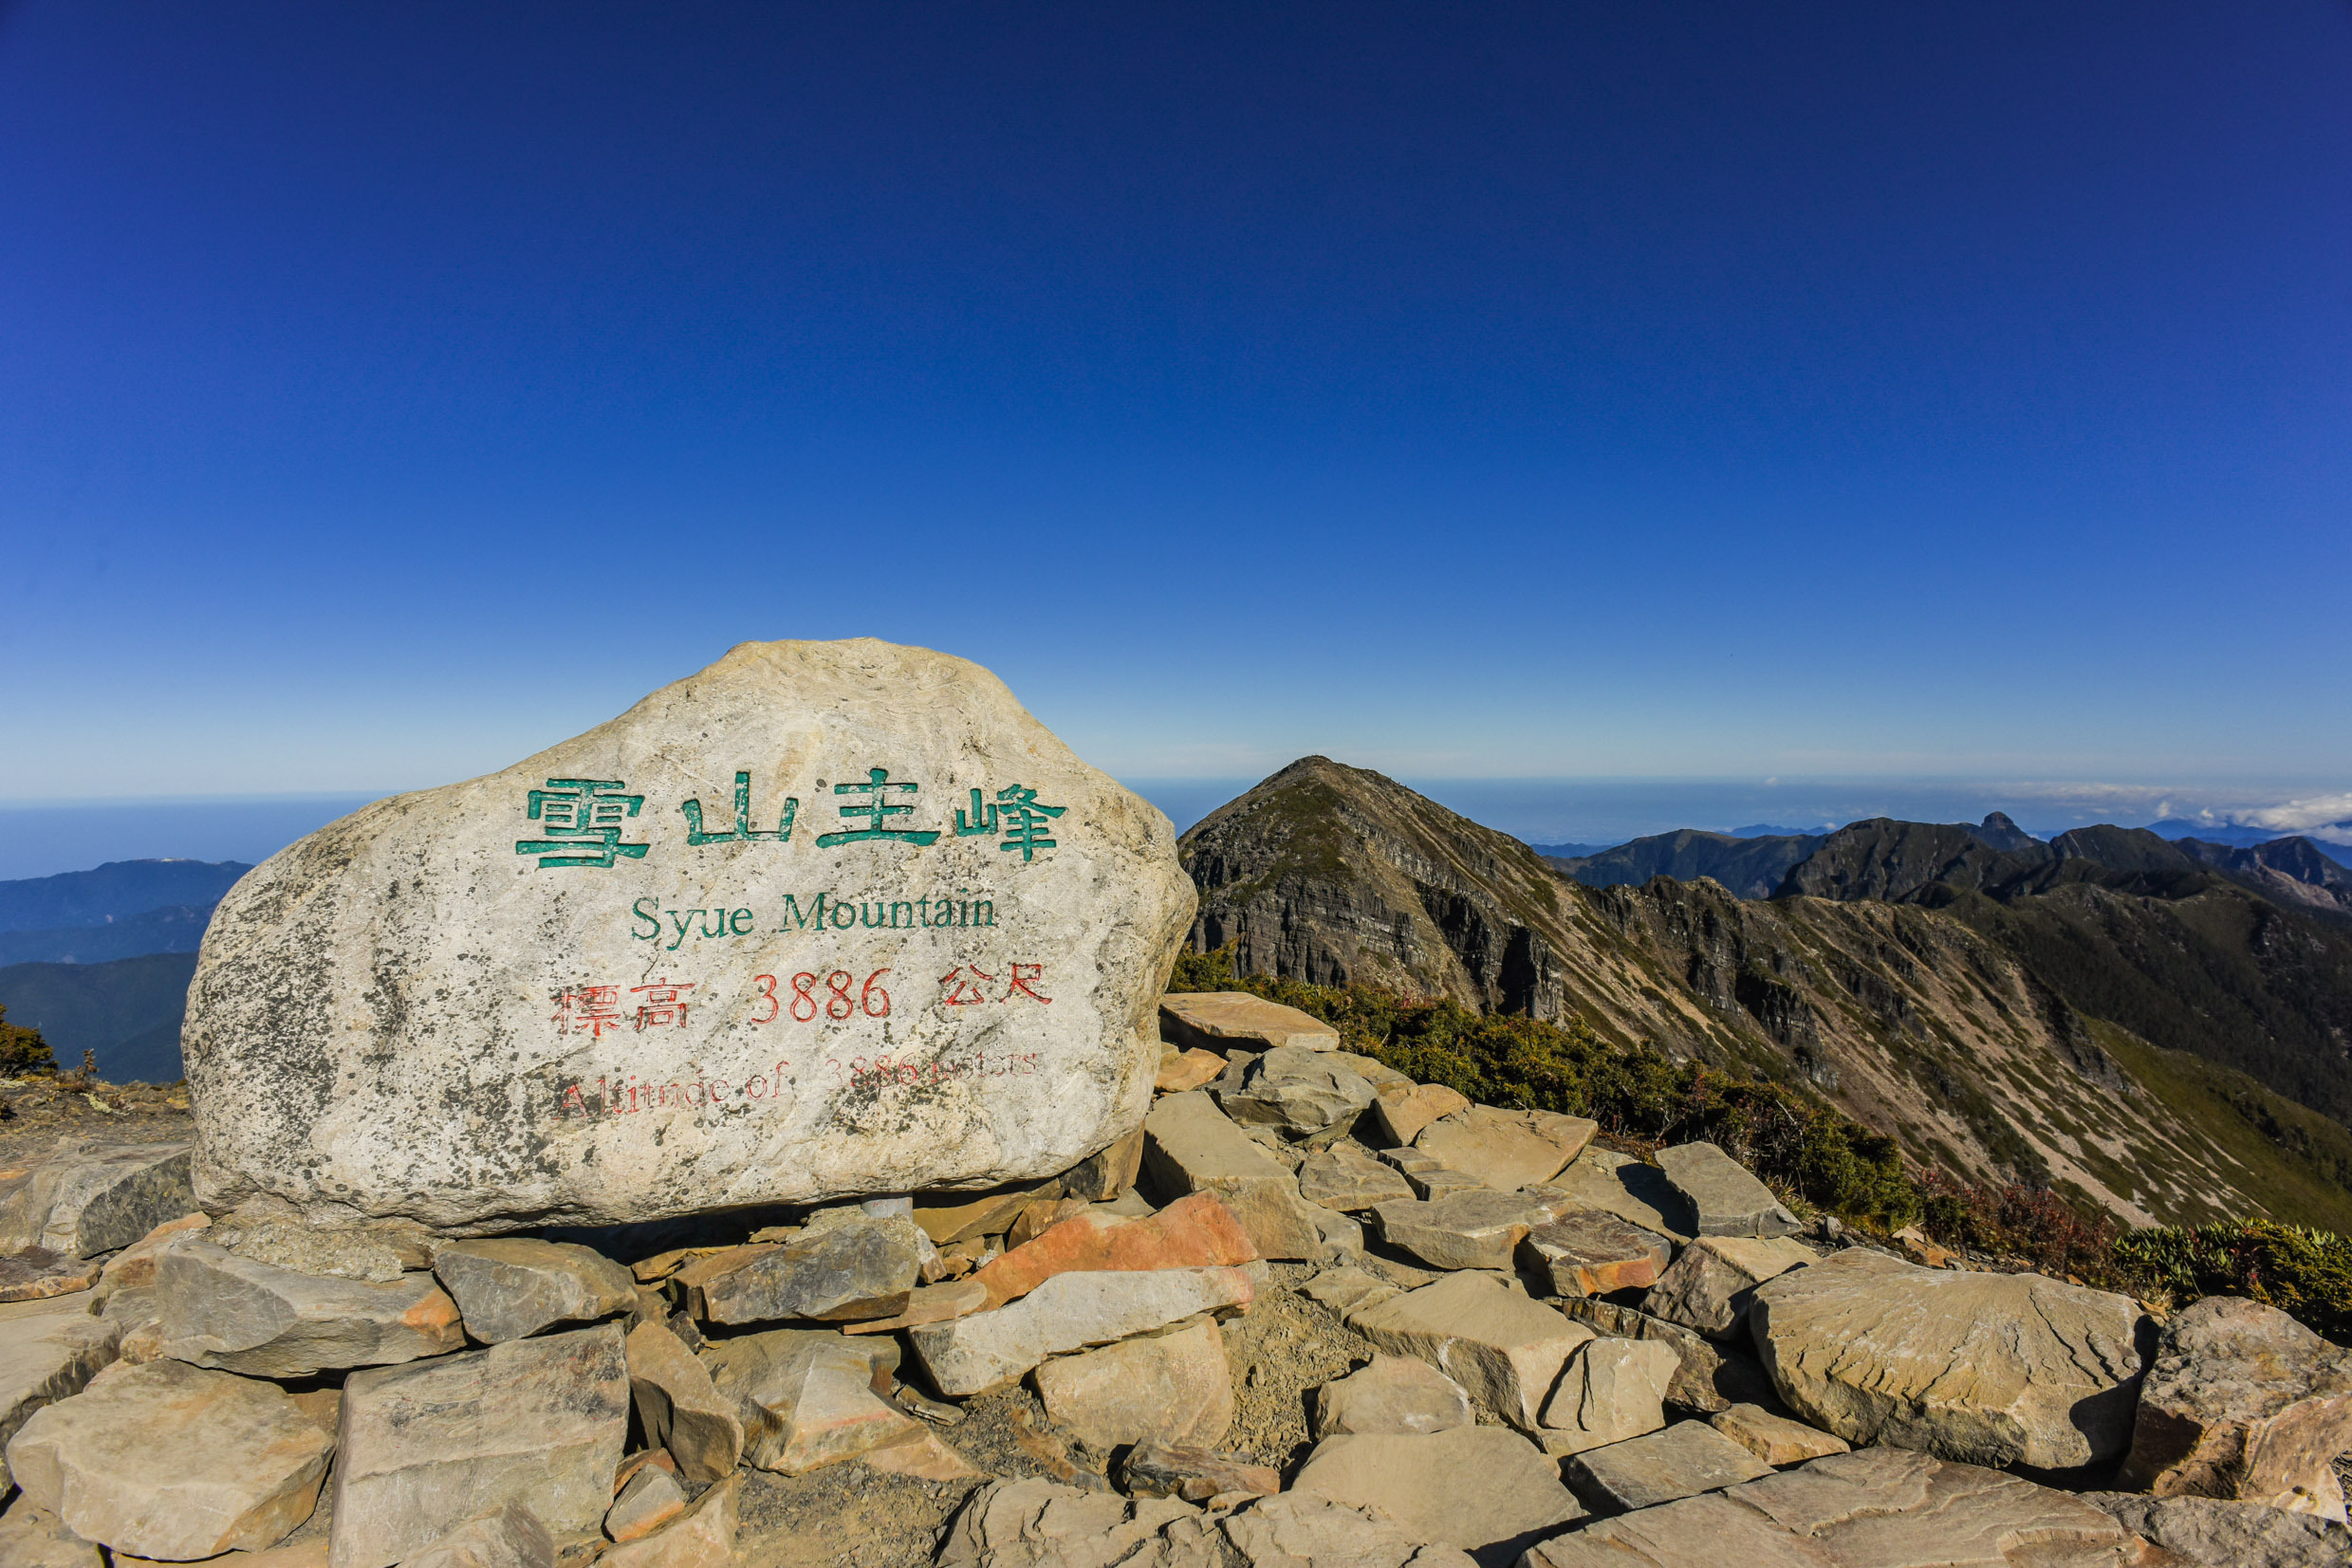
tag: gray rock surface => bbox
[1526,1447,2144,1567]
[1563,1419,1776,1515]
[184,639,1195,1231]
[1550,1151,1692,1241]
[1373,1190,1550,1272]
[1033,1314,1233,1449]
[432,1238,635,1342]
[6,1357,333,1560]
[727,1337,922,1473]
[330,1323,628,1568]
[1222,1493,1479,1568]
[212,1215,406,1282]
[401,1503,556,1568]
[688,1214,924,1325]
[2084,1490,2352,1567]
[1215,1047,1379,1143]
[1410,1107,1596,1192]
[1557,1297,1775,1413]
[0,1292,121,1493]
[1142,1092,1324,1259]
[623,1319,744,1483]
[1519,1210,1674,1299]
[598,1474,736,1568]
[1291,1425,1585,1564]
[156,1239,464,1376]
[938,1477,1220,1568]
[607,1465,687,1541]
[1120,1442,1280,1503]
[1369,1083,1472,1147]
[1641,1236,1814,1340]
[1750,1247,2150,1472]
[0,1141,194,1259]
[1538,1337,1679,1456]
[1160,993,1341,1054]
[1297,1145,1415,1211]
[1707,1402,1849,1467]
[908,1264,1254,1395]
[2117,1293,2352,1522]
[0,1496,103,1568]
[1652,1143,1801,1238]
[1344,1271,1592,1432]
[1312,1353,1473,1437]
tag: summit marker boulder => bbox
[182,639,1195,1231]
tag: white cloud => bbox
[2236,793,2352,833]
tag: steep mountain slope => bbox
[1546,829,1822,898]
[2176,836,2352,921]
[1178,759,2352,1227]
[0,950,197,1083]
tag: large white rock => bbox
[183,639,1195,1231]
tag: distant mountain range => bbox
[0,858,251,932]
[0,951,199,1084]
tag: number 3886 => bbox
[750,968,890,1024]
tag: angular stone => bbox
[1007,1195,1092,1249]
[1033,1314,1232,1450]
[331,1323,629,1568]
[1214,1047,1378,1143]
[2117,1293,2352,1521]
[1296,1144,1415,1212]
[0,1251,103,1305]
[939,1478,1217,1568]
[1344,1270,1591,1431]
[402,1503,555,1568]
[1526,1447,2142,1568]
[972,1190,1259,1309]
[623,1319,744,1483]
[1331,1051,1413,1090]
[1291,1426,1585,1562]
[863,1428,981,1481]
[738,1337,926,1473]
[212,1215,405,1282]
[2085,1491,2352,1568]
[1708,1403,1849,1467]
[1063,1127,1147,1204]
[597,1474,735,1568]
[432,1238,635,1342]
[1120,1441,1281,1502]
[1311,1353,1472,1437]
[839,1277,989,1334]
[1407,1166,1484,1201]
[687,1214,924,1325]
[1565,1420,1775,1514]
[1157,1049,1227,1094]
[1301,1265,1398,1318]
[1160,992,1340,1054]
[185,642,1193,1231]
[1557,1298,1776,1413]
[1653,1144,1801,1238]
[1411,1106,1596,1192]
[1368,1082,1470,1147]
[606,1464,687,1542]
[1371,1189,1549,1272]
[1311,1206,1363,1262]
[0,1293,120,1495]
[1142,1092,1323,1260]
[0,1141,195,1259]
[6,1357,332,1559]
[1539,1337,1679,1455]
[156,1240,464,1376]
[1643,1237,1815,1341]
[913,1181,1061,1245]
[1551,1150,1693,1241]
[0,1496,103,1568]
[909,1264,1254,1396]
[1750,1247,2149,1472]
[1520,1210,1674,1299]
[92,1212,211,1302]
[1220,1493,1478,1568]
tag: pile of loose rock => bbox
[3,990,2350,1567]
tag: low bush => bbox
[2113,1221,2352,1342]
[0,1002,55,1077]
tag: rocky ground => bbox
[1,993,2349,1567]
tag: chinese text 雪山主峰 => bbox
[956,784,1065,860]
[818,767,940,848]
[516,780,649,869]
[681,769,798,845]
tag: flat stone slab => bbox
[1527,1447,2144,1567]
[908,1264,1254,1396]
[1296,1144,1415,1212]
[7,1357,333,1560]
[400,1503,555,1568]
[209,1215,406,1282]
[1160,993,1341,1053]
[1643,1236,1814,1340]
[1120,1441,1280,1502]
[330,1323,628,1568]
[1412,1106,1596,1192]
[1653,1143,1800,1238]
[433,1238,634,1342]
[1291,1425,1586,1563]
[623,1319,744,1484]
[1223,1493,1479,1568]
[157,1239,463,1376]
[1709,1402,1850,1467]
[1214,1047,1377,1143]
[599,1474,735,1568]
[0,1497,104,1568]
[1312,1353,1472,1437]
[971,1191,1258,1309]
[729,1337,923,1474]
[1157,1048,1227,1094]
[0,1292,120,1493]
[1565,1419,1775,1514]
[939,1478,1212,1567]
[183,639,1194,1232]
[1751,1247,2150,1472]
[1551,1150,1693,1241]
[1368,1083,1470,1147]
[1033,1314,1233,1450]
[1559,1298,1777,1413]
[0,1251,104,1305]
[1539,1336,1679,1456]
[1521,1209,1674,1298]
[0,1140,195,1259]
[2086,1491,2352,1567]
[1142,1092,1323,1259]
[2117,1293,2352,1521]
[1372,1189,1550,1271]
[1344,1270,1592,1432]
[685,1213,924,1325]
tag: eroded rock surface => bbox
[0,1141,194,1259]
[432,1238,635,1341]
[1142,1093,1323,1259]
[909,1265,1253,1396]
[1290,1425,1585,1564]
[1311,1354,1472,1438]
[1033,1315,1233,1449]
[1160,994,1340,1054]
[1345,1271,1590,1432]
[1653,1143,1800,1238]
[156,1240,463,1376]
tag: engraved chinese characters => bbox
[182,638,1196,1231]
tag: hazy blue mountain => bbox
[0,951,197,1082]
[2144,818,2351,849]
[0,904,215,966]
[1724,822,1826,839]
[1548,829,1824,899]
[0,860,250,933]
[1524,840,1611,859]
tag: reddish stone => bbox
[970,1192,1259,1309]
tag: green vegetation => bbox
[0,1000,57,1075]
[1168,945,2352,1341]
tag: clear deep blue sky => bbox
[4,4,2348,841]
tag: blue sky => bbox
[3,3,2347,843]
